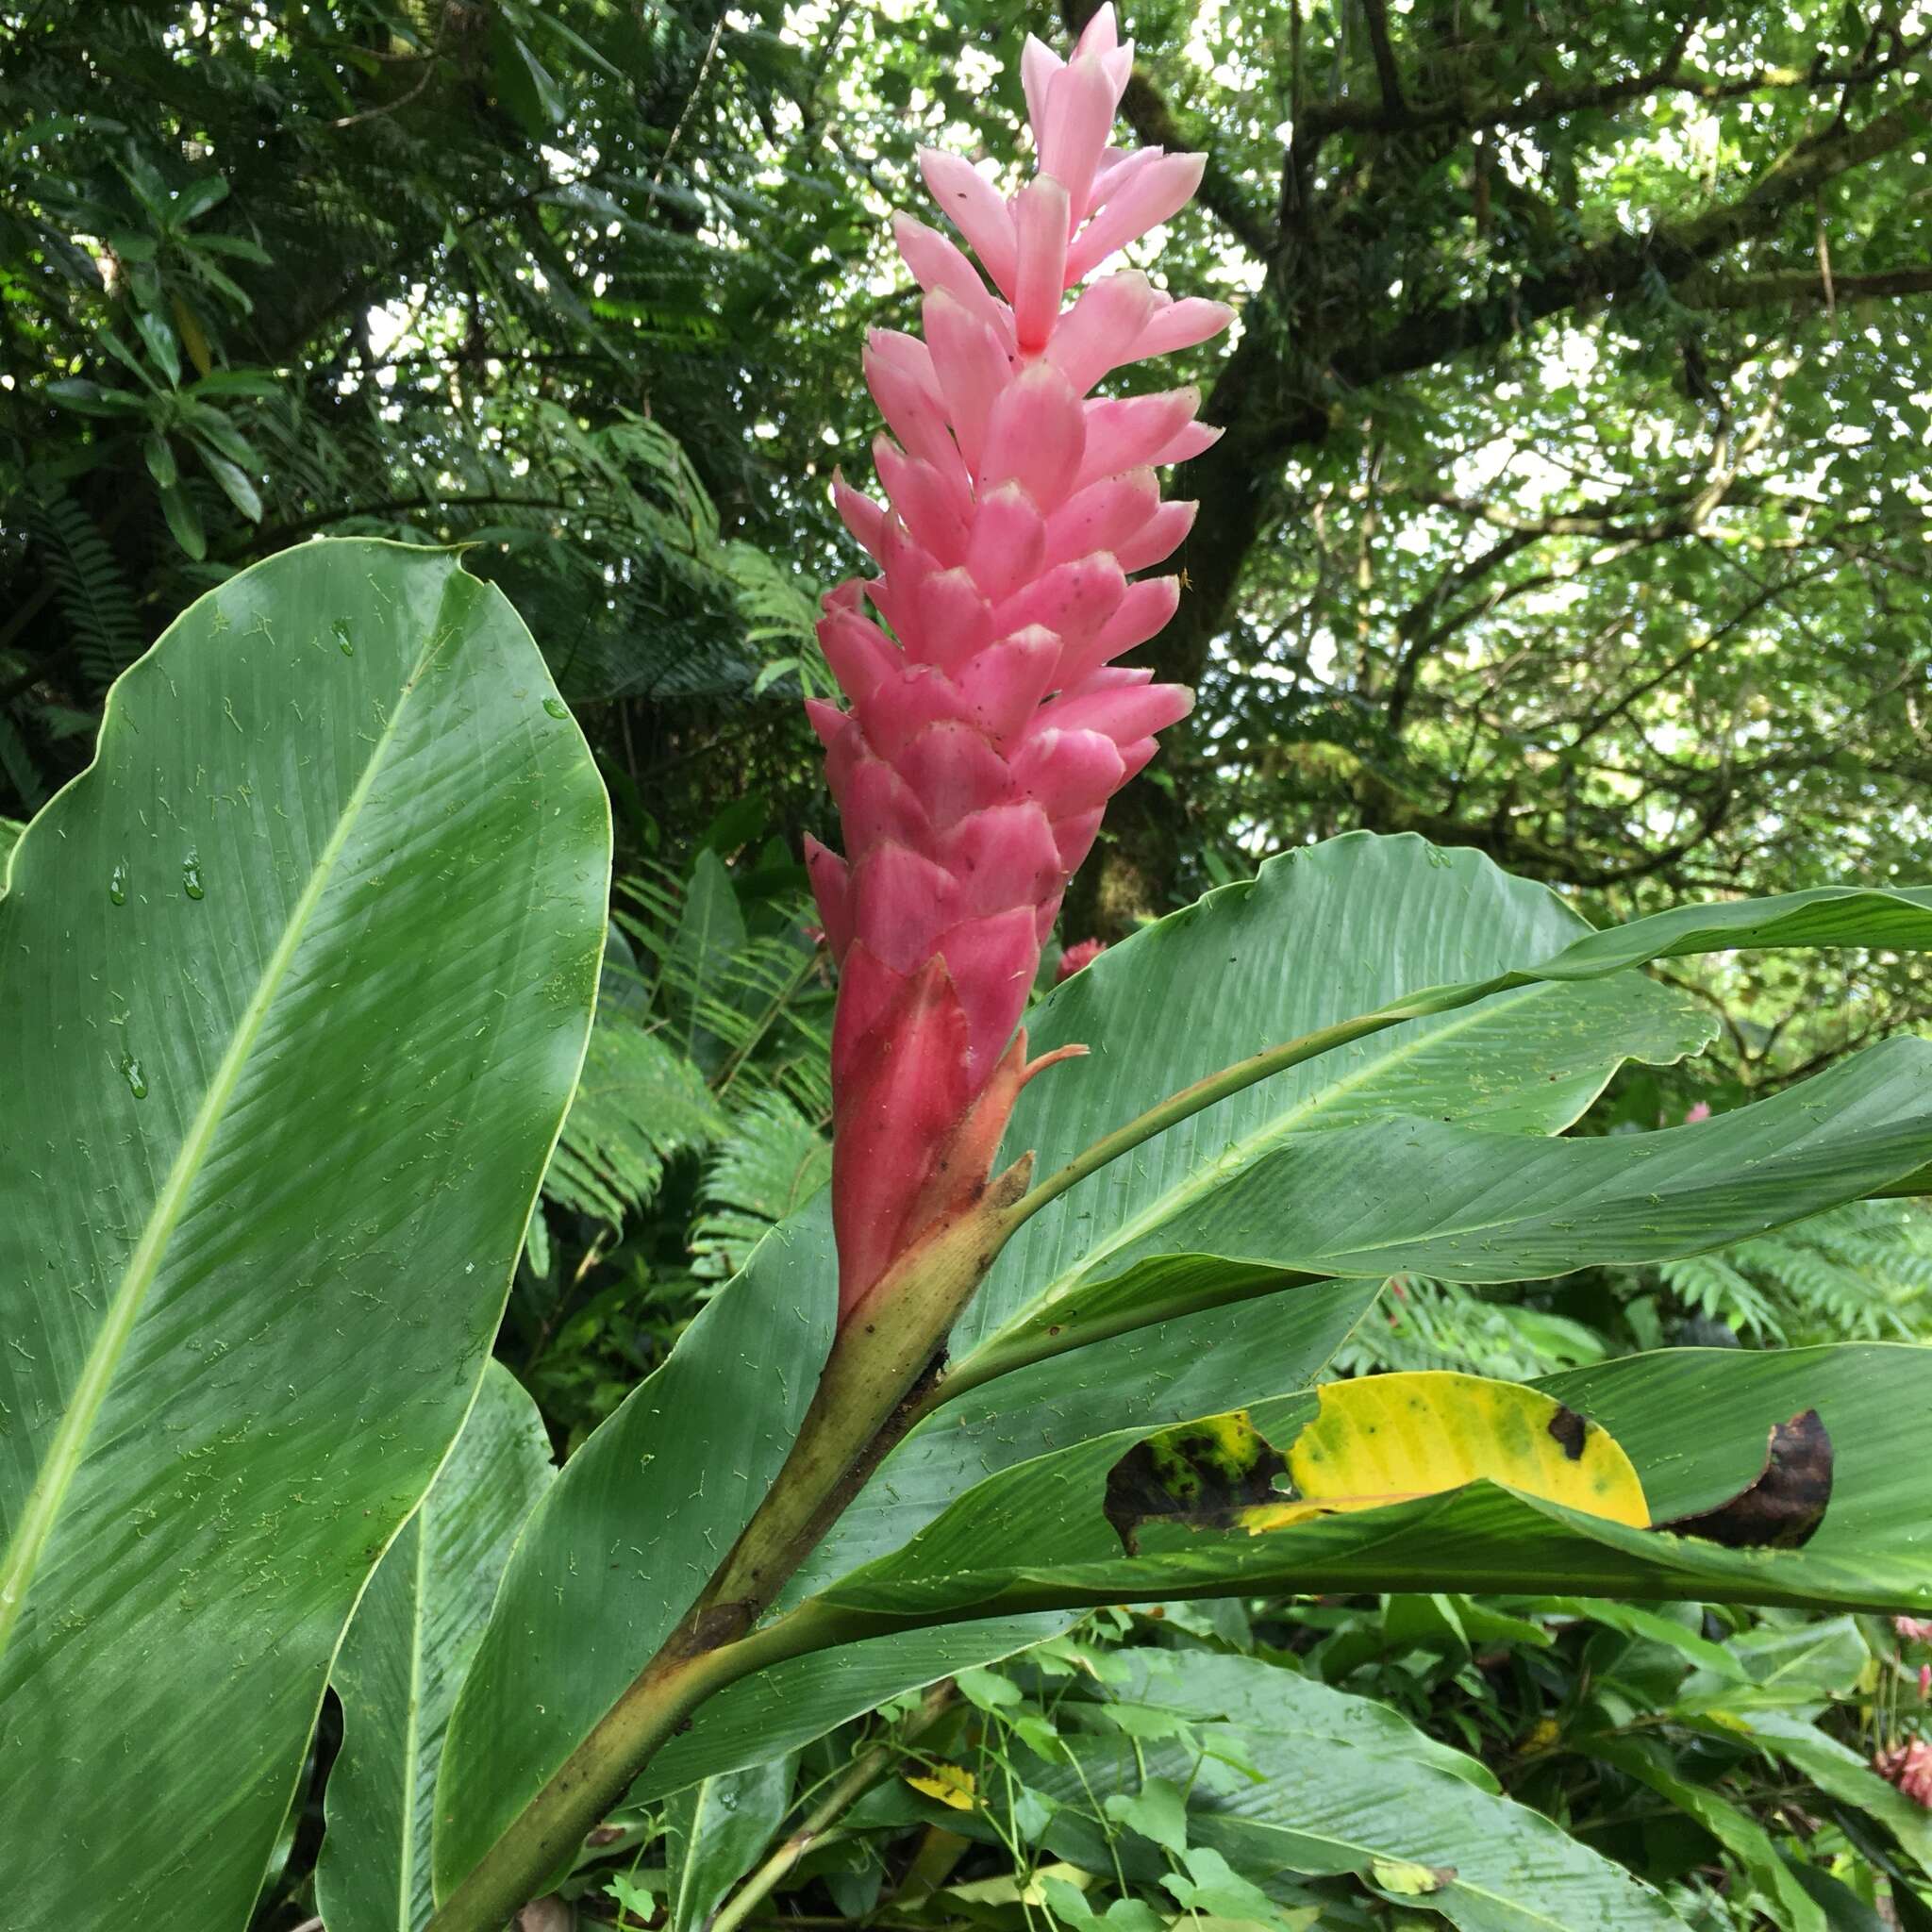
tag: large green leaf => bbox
[1516,883,1932,984]
[1025,1651,1690,1931]
[986,1035,1932,1353]
[1166,1723,1685,1932]
[317,1363,556,1932]
[432,1208,838,1902]
[662,1757,795,1932]
[1107,1648,1502,1794]
[0,540,608,1932]
[951,833,1715,1366]
[633,1616,1067,1803]
[809,1344,1932,1624]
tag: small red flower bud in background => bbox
[804,7,1228,1322]
[1055,938,1105,982]
[1877,1740,1932,1807]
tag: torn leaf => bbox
[1249,1372,1649,1532]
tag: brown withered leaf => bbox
[1103,1410,1288,1556]
[1658,1408,1833,1549]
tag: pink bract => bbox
[807,5,1229,1321]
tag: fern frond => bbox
[25,490,145,686]
[543,1020,725,1226]
[1334,1275,1608,1382]
[689,1093,831,1281]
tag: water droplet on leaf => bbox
[542,697,569,721]
[333,620,355,657]
[120,1055,148,1100]
[182,854,205,900]
[108,862,127,906]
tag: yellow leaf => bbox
[171,294,212,379]
[907,1765,977,1811]
[1371,1857,1456,1896]
[1241,1371,1649,1532]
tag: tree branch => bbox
[1358,0,1407,116]
[1337,99,1931,391]
[1680,263,1932,308]
[1298,30,1927,142]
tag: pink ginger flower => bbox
[1683,1101,1712,1125]
[805,6,1228,1322]
[1056,938,1107,982]
[1896,1617,1932,1643]
[1877,1739,1932,1808]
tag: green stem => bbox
[1008,977,1514,1228]
[428,1179,1030,1932]
[936,975,1522,1403]
[708,1678,958,1932]
[424,1599,853,1932]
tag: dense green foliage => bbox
[7,2,1932,1930]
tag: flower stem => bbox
[427,1175,1033,1932]
[424,1600,853,1932]
[708,1678,958,1932]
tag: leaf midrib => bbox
[969,978,1577,1355]
[399,1515,429,1931]
[1208,1750,1673,1932]
[0,591,457,1660]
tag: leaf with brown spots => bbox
[1659,1409,1833,1549]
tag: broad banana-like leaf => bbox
[432,1209,838,1901]
[982,1035,1932,1354]
[808,1344,1932,1624]
[1014,1651,1691,1931]
[1105,1648,1500,1792]
[0,541,608,1932]
[959,839,1932,1376]
[316,1363,557,1932]
[662,1757,796,1932]
[951,834,1714,1364]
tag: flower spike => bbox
[808,5,1229,1322]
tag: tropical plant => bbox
[7,11,1932,1932]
